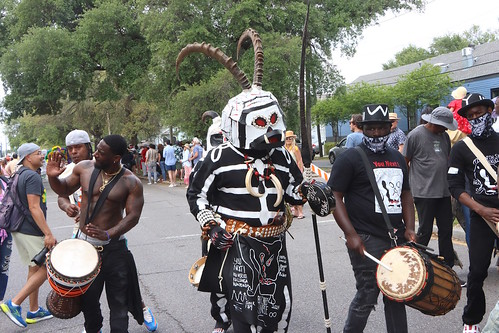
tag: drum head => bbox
[188,257,207,287]
[377,246,427,301]
[49,239,99,279]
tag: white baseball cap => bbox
[66,130,91,146]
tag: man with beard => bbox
[328,104,416,333]
[57,130,157,332]
[447,93,499,333]
[47,135,145,333]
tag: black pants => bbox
[202,238,231,327]
[414,197,455,266]
[463,212,497,325]
[81,240,130,333]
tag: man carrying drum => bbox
[57,129,157,331]
[328,104,416,333]
[1,143,56,327]
[47,134,144,333]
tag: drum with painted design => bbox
[376,244,461,316]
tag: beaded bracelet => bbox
[105,231,110,241]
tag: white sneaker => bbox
[463,324,481,333]
[169,184,174,187]
[147,182,152,185]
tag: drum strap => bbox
[84,167,125,227]
[355,146,398,245]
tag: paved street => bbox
[1,178,498,333]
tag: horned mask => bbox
[176,29,286,151]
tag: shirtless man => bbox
[47,134,145,333]
[57,130,157,331]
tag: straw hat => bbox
[389,112,400,121]
[285,130,296,138]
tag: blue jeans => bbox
[0,232,12,300]
[147,163,157,183]
[344,234,407,333]
[159,161,166,181]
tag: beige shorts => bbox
[12,232,45,267]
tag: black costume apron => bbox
[201,233,291,330]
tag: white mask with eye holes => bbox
[221,86,286,150]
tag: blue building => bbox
[327,40,499,141]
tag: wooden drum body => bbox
[45,239,101,319]
[376,245,461,316]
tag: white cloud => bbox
[333,0,499,83]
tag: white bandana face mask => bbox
[469,112,494,139]
[362,134,390,154]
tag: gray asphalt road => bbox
[1,178,498,333]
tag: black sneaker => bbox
[459,278,467,288]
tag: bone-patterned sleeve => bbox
[187,143,304,227]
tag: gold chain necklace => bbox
[99,165,122,193]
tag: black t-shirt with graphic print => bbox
[448,132,499,209]
[328,144,410,239]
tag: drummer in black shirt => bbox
[328,104,416,333]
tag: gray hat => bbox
[421,107,458,131]
[17,143,41,165]
[66,129,90,146]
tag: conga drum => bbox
[45,239,101,318]
[376,244,461,316]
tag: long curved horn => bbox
[176,42,251,90]
[202,111,220,123]
[237,29,264,87]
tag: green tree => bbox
[463,25,498,45]
[383,25,498,70]
[312,82,394,141]
[382,45,432,70]
[1,27,91,118]
[0,0,425,143]
[429,33,469,55]
[393,63,453,130]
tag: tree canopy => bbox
[0,0,425,147]
[383,25,498,70]
[312,63,453,139]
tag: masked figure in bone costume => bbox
[182,29,305,333]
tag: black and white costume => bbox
[180,29,305,332]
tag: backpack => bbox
[0,169,31,232]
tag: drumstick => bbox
[340,237,393,272]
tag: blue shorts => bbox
[166,164,176,171]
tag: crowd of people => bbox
[120,137,203,188]
[0,53,499,332]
